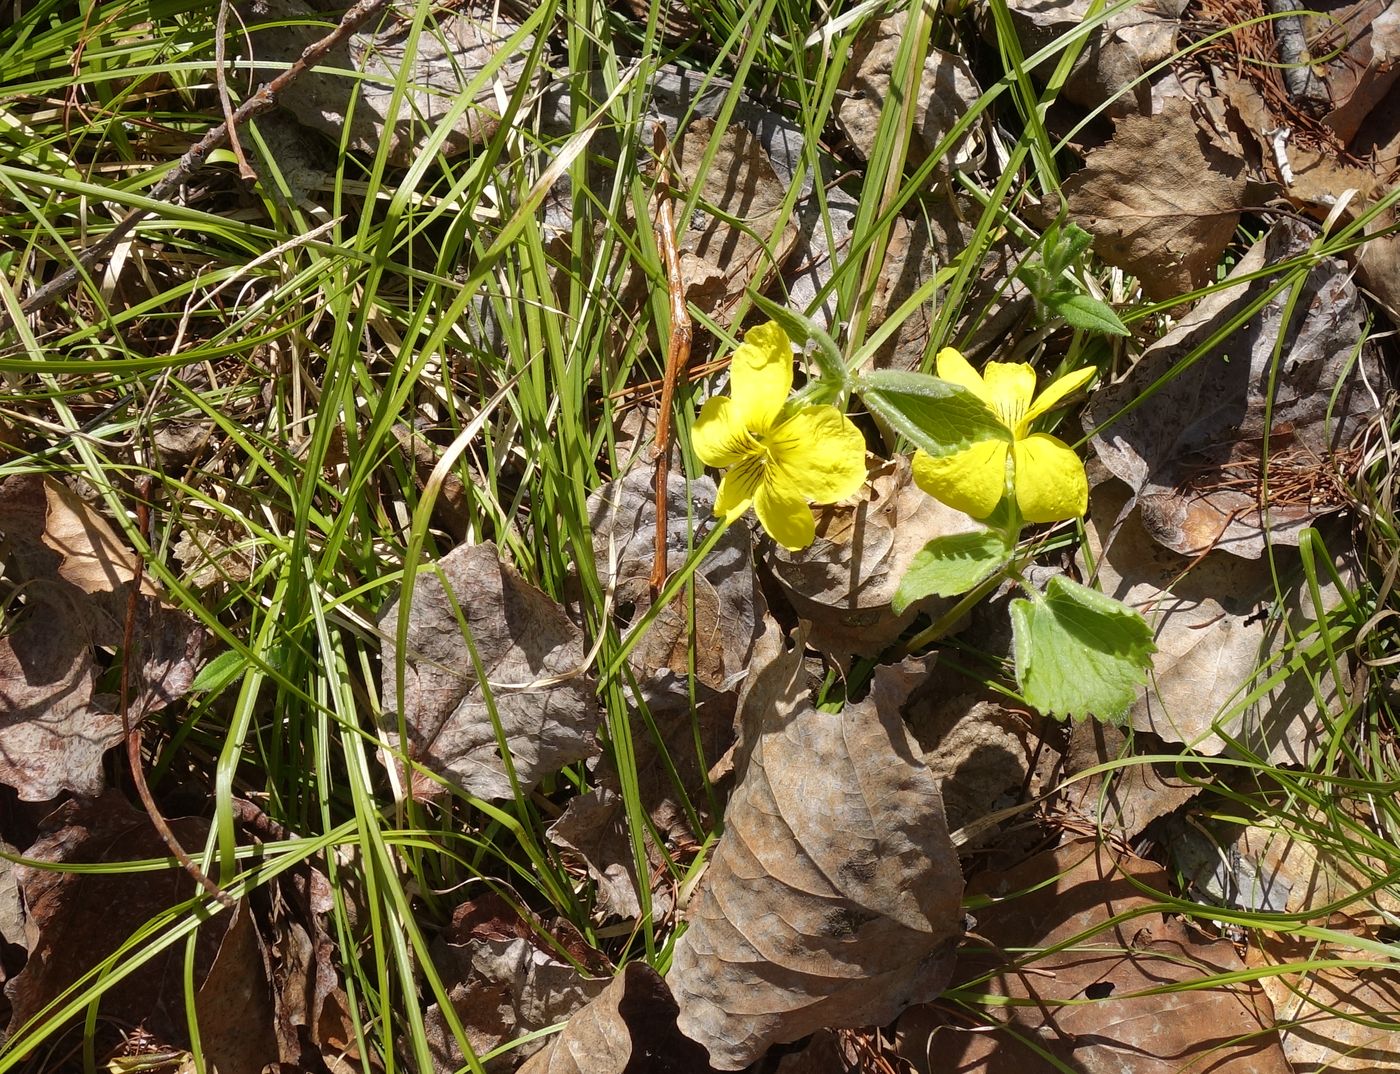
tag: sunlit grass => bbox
[1,0,1398,1070]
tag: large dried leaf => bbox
[667,653,964,1070]
[244,0,535,167]
[1088,217,1382,557]
[1084,478,1355,762]
[767,458,983,659]
[1065,99,1247,299]
[905,839,1292,1073]
[3,794,226,1057]
[1252,936,1400,1072]
[378,541,598,801]
[517,963,710,1074]
[0,475,203,800]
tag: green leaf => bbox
[1047,291,1130,336]
[858,369,1010,458]
[1056,222,1096,265]
[189,649,245,695]
[1009,576,1156,722]
[892,530,1012,613]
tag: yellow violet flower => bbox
[912,348,1095,523]
[693,321,867,550]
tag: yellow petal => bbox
[911,441,1009,519]
[693,396,760,468]
[714,456,765,521]
[728,321,793,434]
[1023,365,1097,427]
[981,362,1038,432]
[935,347,987,400]
[764,406,868,505]
[1012,433,1088,523]
[754,475,816,550]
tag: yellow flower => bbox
[693,322,867,550]
[912,348,1095,523]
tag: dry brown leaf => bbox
[377,541,598,801]
[424,893,610,1073]
[1311,0,1400,144]
[1252,936,1400,1072]
[767,457,983,660]
[588,471,765,695]
[672,118,799,322]
[837,12,984,174]
[1065,98,1247,300]
[517,962,711,1074]
[1082,477,1356,763]
[1089,217,1382,558]
[0,595,120,800]
[666,654,964,1070]
[194,900,280,1074]
[1061,719,1199,839]
[1002,0,1189,114]
[245,0,536,166]
[3,793,227,1058]
[0,474,203,800]
[898,659,1044,838]
[911,839,1292,1074]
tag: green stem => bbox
[899,565,1011,656]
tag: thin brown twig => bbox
[214,0,257,181]
[122,476,237,911]
[649,122,692,601]
[3,0,390,334]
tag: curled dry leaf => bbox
[1001,0,1189,114]
[671,118,799,323]
[905,838,1291,1074]
[377,541,598,801]
[837,11,985,175]
[767,457,984,659]
[0,474,203,801]
[1089,218,1383,558]
[667,650,964,1070]
[1065,98,1247,300]
[1084,478,1355,763]
[588,470,765,696]
[243,0,535,167]
[900,660,1043,838]
[424,893,609,1073]
[517,962,710,1074]
[1061,720,1199,840]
